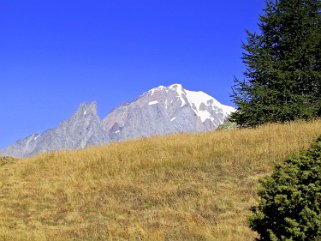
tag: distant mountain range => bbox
[0,84,235,158]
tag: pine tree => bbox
[231,0,321,127]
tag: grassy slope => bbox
[1,120,321,241]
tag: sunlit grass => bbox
[1,120,321,240]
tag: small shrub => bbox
[250,137,321,240]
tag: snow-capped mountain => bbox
[0,84,235,158]
[102,84,234,141]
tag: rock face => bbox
[0,84,235,158]
[0,102,109,158]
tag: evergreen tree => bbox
[231,0,321,127]
[250,136,321,240]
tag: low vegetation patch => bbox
[1,120,321,240]
[0,156,17,167]
[250,136,321,240]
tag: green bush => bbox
[250,137,321,240]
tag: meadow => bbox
[1,120,321,240]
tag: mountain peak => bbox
[75,101,97,116]
[148,84,184,95]
[169,83,184,90]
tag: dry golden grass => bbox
[1,120,321,241]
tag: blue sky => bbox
[0,0,265,148]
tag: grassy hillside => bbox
[0,156,16,166]
[1,120,321,241]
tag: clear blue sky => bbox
[0,0,265,148]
